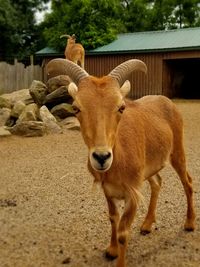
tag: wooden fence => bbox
[0,60,42,94]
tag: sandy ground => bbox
[0,100,200,267]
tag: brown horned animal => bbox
[47,58,196,267]
[60,34,85,69]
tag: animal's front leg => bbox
[117,197,137,267]
[105,195,120,260]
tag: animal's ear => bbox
[119,80,131,98]
[68,82,78,99]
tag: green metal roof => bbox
[35,27,200,56]
[90,27,200,54]
[35,47,60,56]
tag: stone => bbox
[47,75,72,93]
[44,86,73,108]
[0,108,11,126]
[51,103,74,119]
[5,117,17,127]
[0,97,12,109]
[39,105,57,122]
[8,121,45,137]
[0,89,33,106]
[29,80,48,106]
[17,103,39,123]
[39,105,62,134]
[59,116,80,131]
[10,100,26,118]
[0,126,12,137]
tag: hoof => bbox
[184,226,195,232]
[140,229,151,235]
[104,250,118,261]
[184,221,195,232]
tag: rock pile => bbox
[0,75,80,137]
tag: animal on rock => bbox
[60,34,85,69]
[47,58,196,267]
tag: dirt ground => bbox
[0,100,200,267]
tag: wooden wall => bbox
[42,49,200,99]
[0,60,42,94]
[85,53,163,99]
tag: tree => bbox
[1,0,200,61]
[41,0,124,51]
[121,0,151,32]
[41,0,200,54]
[173,0,200,28]
[144,0,200,30]
[0,0,48,61]
[0,0,18,60]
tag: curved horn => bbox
[60,34,71,39]
[108,59,147,86]
[46,58,89,85]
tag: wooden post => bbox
[30,55,34,85]
[30,55,34,65]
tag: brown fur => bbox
[69,75,195,267]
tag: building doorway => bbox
[163,58,200,99]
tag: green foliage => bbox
[0,0,48,61]
[41,0,200,53]
[173,0,200,28]
[41,0,123,51]
[0,0,18,59]
[146,0,200,30]
[146,0,176,30]
[1,0,200,60]
[122,0,151,32]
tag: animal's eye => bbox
[118,104,126,114]
[72,105,80,115]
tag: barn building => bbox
[36,27,200,99]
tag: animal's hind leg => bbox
[140,174,162,235]
[170,149,196,231]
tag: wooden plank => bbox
[0,61,42,94]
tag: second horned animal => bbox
[60,34,85,69]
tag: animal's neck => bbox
[67,41,75,46]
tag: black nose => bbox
[92,152,111,166]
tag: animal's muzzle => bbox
[90,148,113,172]
[92,151,111,167]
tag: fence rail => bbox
[0,60,42,95]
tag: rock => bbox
[0,126,12,137]
[17,103,39,123]
[8,121,45,137]
[0,89,33,106]
[44,86,73,108]
[0,97,12,109]
[39,105,57,122]
[5,117,17,127]
[51,103,74,119]
[59,116,80,131]
[0,108,11,126]
[39,105,62,134]
[10,100,26,118]
[29,80,48,106]
[47,75,72,93]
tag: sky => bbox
[35,1,51,24]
